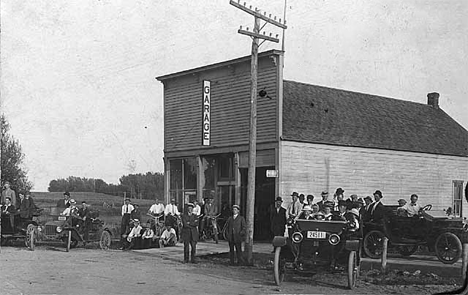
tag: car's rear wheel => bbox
[25,224,35,250]
[100,230,111,250]
[363,230,385,259]
[397,245,418,257]
[273,246,286,286]
[435,232,462,264]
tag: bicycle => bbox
[146,213,165,237]
[201,214,221,243]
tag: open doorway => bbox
[240,166,276,241]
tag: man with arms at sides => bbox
[369,190,387,223]
[1,181,17,207]
[121,198,134,247]
[269,197,287,252]
[181,203,199,263]
[225,205,246,266]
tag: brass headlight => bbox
[292,232,303,243]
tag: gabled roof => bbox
[283,80,468,157]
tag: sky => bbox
[1,0,467,191]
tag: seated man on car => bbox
[401,194,423,217]
[159,224,177,248]
[298,205,314,220]
[320,202,334,220]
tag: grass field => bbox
[31,192,156,224]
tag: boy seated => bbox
[122,219,143,250]
[159,224,177,248]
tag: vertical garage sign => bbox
[202,80,211,146]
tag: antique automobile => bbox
[1,212,38,250]
[272,217,362,289]
[32,207,120,251]
[363,205,468,264]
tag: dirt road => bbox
[0,244,460,295]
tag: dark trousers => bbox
[183,240,197,262]
[121,214,131,242]
[229,240,244,265]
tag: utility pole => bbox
[230,0,287,265]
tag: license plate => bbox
[58,216,66,221]
[307,231,326,239]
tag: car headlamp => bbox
[56,226,63,233]
[329,234,340,245]
[292,232,303,244]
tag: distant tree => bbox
[1,114,33,192]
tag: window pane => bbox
[184,158,197,190]
[170,159,182,190]
[203,156,216,190]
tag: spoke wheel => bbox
[347,250,359,289]
[435,232,462,264]
[397,245,418,257]
[25,224,35,248]
[273,246,286,286]
[66,231,72,252]
[100,230,111,250]
[363,230,385,259]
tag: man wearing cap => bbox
[181,203,199,263]
[2,181,17,207]
[316,191,329,212]
[369,190,386,223]
[225,205,246,266]
[121,198,135,245]
[159,224,177,248]
[286,192,302,221]
[299,205,314,220]
[269,197,287,240]
[57,192,71,208]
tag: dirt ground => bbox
[0,243,463,295]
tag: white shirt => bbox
[127,225,142,242]
[193,205,201,216]
[121,204,135,216]
[164,204,180,216]
[160,228,176,240]
[142,228,154,239]
[149,203,165,215]
[62,206,77,217]
[402,203,422,217]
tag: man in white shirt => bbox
[148,199,165,216]
[286,192,302,221]
[193,200,201,216]
[164,198,180,240]
[121,198,135,244]
[122,219,143,250]
[402,194,422,217]
[159,224,177,247]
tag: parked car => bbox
[1,213,38,250]
[363,205,468,264]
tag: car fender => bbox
[345,239,360,251]
[272,236,287,247]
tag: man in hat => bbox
[269,197,287,251]
[1,197,17,229]
[122,219,143,250]
[121,198,135,246]
[316,191,329,211]
[299,205,314,220]
[200,197,218,237]
[286,192,302,221]
[333,188,345,211]
[1,181,17,207]
[57,192,71,208]
[321,201,334,220]
[225,205,246,266]
[369,190,386,223]
[361,196,373,222]
[305,194,315,207]
[159,224,177,248]
[18,192,39,221]
[181,203,199,263]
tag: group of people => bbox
[56,191,94,241]
[1,181,40,230]
[271,188,426,239]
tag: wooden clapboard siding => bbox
[279,140,468,215]
[163,55,278,152]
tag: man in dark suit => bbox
[57,192,71,208]
[369,190,386,223]
[269,197,286,238]
[1,197,17,230]
[225,205,246,266]
[181,203,199,263]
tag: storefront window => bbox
[203,156,216,199]
[219,154,234,180]
[184,157,197,190]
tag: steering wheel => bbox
[422,204,432,211]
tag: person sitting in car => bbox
[1,197,17,229]
[298,205,314,220]
[320,202,334,220]
[401,194,423,217]
[396,199,408,217]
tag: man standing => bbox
[369,190,386,223]
[121,198,134,244]
[269,197,287,238]
[225,205,246,266]
[57,192,71,208]
[2,197,17,229]
[79,201,91,241]
[19,192,38,221]
[181,203,199,263]
[2,181,17,207]
[201,197,217,235]
[333,188,345,211]
[148,198,165,216]
[316,191,329,211]
[164,198,180,239]
[286,192,302,221]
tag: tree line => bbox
[1,115,33,192]
[48,172,164,200]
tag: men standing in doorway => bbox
[181,203,199,263]
[2,181,17,207]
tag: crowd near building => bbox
[157,50,468,240]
